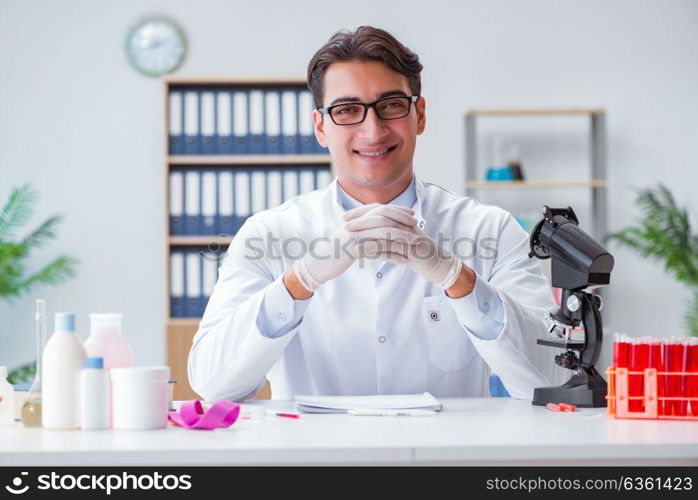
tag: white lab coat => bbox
[188,178,566,401]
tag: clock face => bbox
[126,17,186,77]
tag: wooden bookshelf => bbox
[168,236,234,246]
[464,108,607,241]
[163,76,330,401]
[169,154,332,165]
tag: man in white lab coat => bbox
[188,26,564,401]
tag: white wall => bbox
[2,0,697,372]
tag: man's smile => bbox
[353,144,398,160]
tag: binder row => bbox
[168,86,325,155]
[170,249,223,318]
[169,167,333,236]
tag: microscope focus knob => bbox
[566,295,581,312]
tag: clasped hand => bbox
[343,203,463,289]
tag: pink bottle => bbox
[85,314,134,369]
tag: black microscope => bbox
[528,206,615,407]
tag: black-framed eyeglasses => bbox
[318,95,419,125]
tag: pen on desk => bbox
[348,409,438,417]
[266,411,300,419]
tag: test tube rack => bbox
[606,367,698,420]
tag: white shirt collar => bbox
[336,175,417,211]
[329,174,426,231]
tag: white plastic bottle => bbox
[42,313,86,429]
[80,357,110,430]
[85,314,133,369]
[0,366,15,425]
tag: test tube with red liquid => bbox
[613,333,630,409]
[687,338,698,417]
[629,337,649,412]
[646,337,665,415]
[665,337,688,416]
[613,333,630,368]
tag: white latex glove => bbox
[344,205,463,289]
[293,203,416,292]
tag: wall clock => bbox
[126,16,186,77]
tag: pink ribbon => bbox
[168,400,240,430]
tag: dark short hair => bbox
[306,26,423,109]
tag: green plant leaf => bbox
[0,185,77,301]
[607,184,698,287]
[0,242,30,297]
[21,215,62,249]
[0,184,37,240]
[14,256,77,296]
[608,184,698,336]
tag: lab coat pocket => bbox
[421,295,474,373]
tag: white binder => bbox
[201,171,217,232]
[235,171,250,218]
[216,91,232,136]
[170,252,185,303]
[283,170,298,201]
[265,90,281,143]
[251,170,266,213]
[298,91,314,137]
[184,170,200,233]
[169,171,184,228]
[233,91,248,138]
[281,90,297,144]
[266,171,283,208]
[200,91,215,147]
[218,171,234,232]
[249,90,264,133]
[184,91,199,136]
[300,169,315,193]
[168,92,182,136]
[185,252,202,315]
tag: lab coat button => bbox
[482,303,490,313]
[378,336,386,343]
[429,311,440,321]
[418,220,425,229]
[376,272,383,279]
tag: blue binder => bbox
[201,171,218,235]
[169,170,185,235]
[234,170,252,229]
[183,89,200,155]
[281,88,299,154]
[217,171,236,236]
[200,89,217,155]
[184,250,203,317]
[170,252,185,318]
[184,170,202,235]
[168,90,184,155]
[265,88,282,155]
[216,90,234,154]
[232,89,249,155]
[248,89,265,154]
[298,90,315,154]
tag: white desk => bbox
[1,399,697,466]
